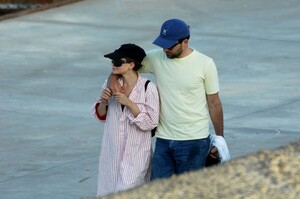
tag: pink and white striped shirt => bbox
[92,76,159,197]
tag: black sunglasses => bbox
[167,38,186,50]
[112,59,128,67]
[167,42,180,51]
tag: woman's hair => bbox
[125,57,143,71]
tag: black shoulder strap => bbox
[145,80,151,91]
[144,80,156,137]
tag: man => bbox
[109,18,224,180]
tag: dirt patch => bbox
[0,0,84,21]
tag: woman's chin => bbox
[112,70,119,75]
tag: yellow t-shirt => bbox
[141,49,220,140]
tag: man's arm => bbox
[107,73,122,94]
[207,92,224,137]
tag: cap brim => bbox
[152,36,177,49]
[104,52,122,61]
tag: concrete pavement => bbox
[0,0,299,198]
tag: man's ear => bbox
[183,38,189,45]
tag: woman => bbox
[92,43,159,197]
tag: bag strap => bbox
[144,80,156,137]
[145,80,151,91]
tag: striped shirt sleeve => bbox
[127,81,159,131]
[92,80,108,122]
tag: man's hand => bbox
[107,74,123,94]
[209,146,219,160]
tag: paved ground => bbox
[0,0,299,198]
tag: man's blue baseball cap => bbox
[153,18,190,49]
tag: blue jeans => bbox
[151,136,210,180]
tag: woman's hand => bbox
[114,92,140,117]
[114,92,130,106]
[101,88,112,104]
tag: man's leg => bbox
[173,136,210,175]
[151,138,175,180]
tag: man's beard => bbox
[166,48,183,59]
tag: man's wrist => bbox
[216,132,224,137]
